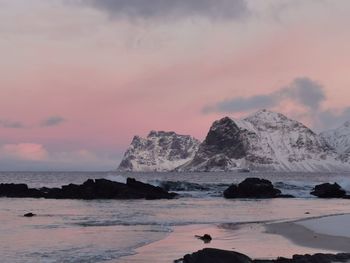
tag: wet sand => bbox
[118,222,337,262]
[266,215,350,252]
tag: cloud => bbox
[0,143,49,161]
[203,77,350,130]
[0,142,118,171]
[205,77,325,114]
[0,119,25,129]
[41,116,65,127]
[203,94,276,113]
[280,77,325,111]
[318,108,350,129]
[85,0,249,20]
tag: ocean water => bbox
[1,171,350,263]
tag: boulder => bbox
[310,183,346,198]
[178,248,253,263]
[23,212,36,217]
[175,249,350,263]
[195,234,212,243]
[126,178,177,199]
[223,178,283,199]
[0,183,43,198]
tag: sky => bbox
[1,0,350,171]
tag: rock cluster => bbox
[0,178,177,200]
[223,178,293,199]
[310,182,347,198]
[175,248,350,263]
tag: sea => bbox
[1,171,350,263]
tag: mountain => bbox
[178,109,348,172]
[118,110,350,172]
[321,121,350,154]
[118,131,200,172]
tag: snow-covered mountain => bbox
[321,121,350,154]
[118,110,350,172]
[178,109,348,172]
[118,131,200,172]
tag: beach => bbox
[121,215,350,262]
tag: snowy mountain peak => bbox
[118,131,200,172]
[321,121,350,154]
[147,130,177,137]
[343,121,350,128]
[118,109,350,172]
[180,110,342,172]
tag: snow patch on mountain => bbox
[118,131,200,172]
[321,121,350,154]
[118,110,350,172]
[179,109,348,172]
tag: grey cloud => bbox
[203,76,350,130]
[86,0,249,20]
[203,94,276,114]
[41,116,65,127]
[280,77,325,111]
[0,120,25,129]
[205,77,325,114]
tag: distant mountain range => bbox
[118,109,350,172]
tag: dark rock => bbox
[0,178,177,200]
[126,178,177,200]
[179,248,253,263]
[310,183,346,198]
[223,178,284,199]
[23,213,36,217]
[176,249,350,263]
[0,183,44,198]
[179,117,248,171]
[195,234,212,243]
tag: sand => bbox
[297,214,350,238]
[118,214,350,262]
[266,214,350,252]
[118,223,336,262]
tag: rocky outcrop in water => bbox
[175,248,350,263]
[223,178,292,199]
[310,182,346,198]
[0,178,177,200]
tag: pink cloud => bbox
[1,143,49,161]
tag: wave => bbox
[153,180,211,191]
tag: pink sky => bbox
[1,0,350,170]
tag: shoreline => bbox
[119,213,350,262]
[265,214,350,253]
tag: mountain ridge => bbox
[118,109,350,172]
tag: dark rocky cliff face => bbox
[204,117,247,158]
[178,117,248,171]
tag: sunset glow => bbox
[1,0,350,170]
